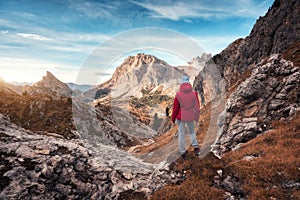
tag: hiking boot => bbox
[181,152,187,160]
[194,147,200,156]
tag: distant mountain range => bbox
[8,81,34,86]
[5,74,94,95]
[3,52,210,100]
[66,82,93,92]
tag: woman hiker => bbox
[171,76,200,158]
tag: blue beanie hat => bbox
[181,76,189,83]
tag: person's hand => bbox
[194,121,199,129]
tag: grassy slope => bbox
[0,92,76,138]
[150,110,300,200]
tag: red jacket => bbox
[171,83,200,123]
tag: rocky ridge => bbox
[23,71,71,97]
[0,114,184,199]
[195,0,300,99]
[0,77,18,95]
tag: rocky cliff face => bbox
[212,55,300,157]
[23,71,71,97]
[195,0,300,94]
[193,0,300,157]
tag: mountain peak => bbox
[45,71,56,79]
[23,71,71,97]
[134,53,161,63]
[188,53,212,67]
[0,76,4,84]
[0,76,18,95]
[88,53,185,99]
[41,71,61,84]
[121,53,168,71]
[109,53,174,86]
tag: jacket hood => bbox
[179,82,193,93]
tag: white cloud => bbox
[16,33,52,41]
[68,0,116,19]
[130,0,272,21]
[0,14,111,85]
[0,25,109,66]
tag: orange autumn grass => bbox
[151,108,300,200]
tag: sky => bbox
[0,0,274,85]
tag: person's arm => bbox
[171,97,180,123]
[194,92,200,122]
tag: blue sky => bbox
[0,0,274,84]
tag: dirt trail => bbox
[129,95,226,164]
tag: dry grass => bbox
[0,92,75,138]
[150,109,300,200]
[151,153,224,200]
[223,113,300,200]
[282,42,300,67]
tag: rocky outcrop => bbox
[23,71,71,97]
[212,55,300,157]
[214,170,245,199]
[0,114,184,199]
